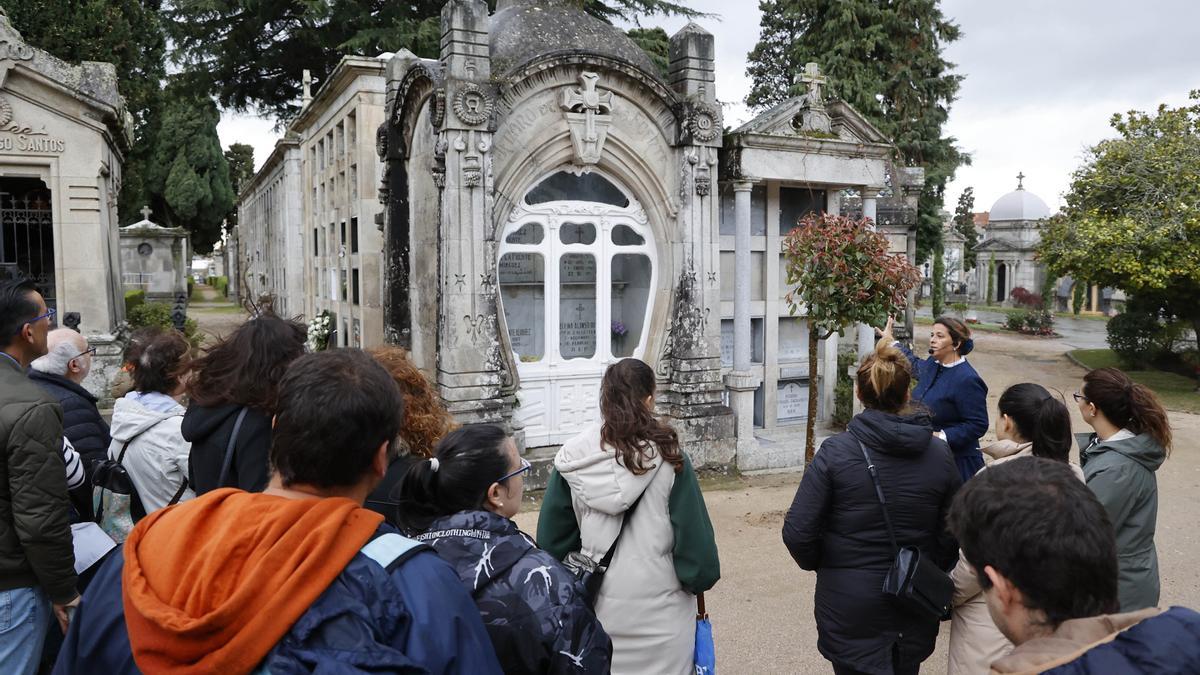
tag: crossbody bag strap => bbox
[217,407,250,488]
[858,441,900,553]
[167,477,189,506]
[597,490,646,570]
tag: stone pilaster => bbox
[436,0,512,426]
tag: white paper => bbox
[71,522,117,574]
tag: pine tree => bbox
[953,187,979,271]
[746,0,968,263]
[627,27,670,78]
[223,143,255,232]
[167,0,702,120]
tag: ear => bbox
[484,481,505,512]
[984,565,1020,612]
[371,440,389,479]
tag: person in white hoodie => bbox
[538,358,720,675]
[948,383,1083,675]
[107,328,193,516]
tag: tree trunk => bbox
[1193,318,1200,392]
[805,323,819,465]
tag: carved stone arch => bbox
[390,62,444,159]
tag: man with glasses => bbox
[31,329,112,485]
[0,278,78,674]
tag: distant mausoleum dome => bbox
[988,173,1050,221]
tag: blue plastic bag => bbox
[695,594,716,675]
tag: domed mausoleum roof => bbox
[490,0,662,80]
[989,172,1051,221]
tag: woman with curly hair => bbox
[182,313,306,493]
[365,346,457,525]
[537,358,720,675]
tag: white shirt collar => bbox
[940,356,966,368]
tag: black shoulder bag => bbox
[561,492,645,606]
[859,441,954,620]
[216,407,250,488]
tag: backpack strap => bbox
[360,532,430,572]
[217,407,250,488]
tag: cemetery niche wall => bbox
[0,12,130,402]
[382,0,734,464]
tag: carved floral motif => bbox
[453,83,493,126]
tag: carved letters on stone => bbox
[0,39,34,62]
[453,83,492,126]
[560,72,613,166]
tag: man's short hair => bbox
[270,349,404,489]
[0,278,39,347]
[947,456,1119,627]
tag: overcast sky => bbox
[218,0,1200,214]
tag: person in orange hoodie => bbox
[52,349,502,674]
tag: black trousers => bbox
[831,645,920,675]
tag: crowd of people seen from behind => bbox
[1,274,1197,674]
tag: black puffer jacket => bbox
[782,408,961,674]
[182,404,272,494]
[0,357,76,603]
[415,510,612,674]
[28,370,110,467]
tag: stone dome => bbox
[989,186,1051,221]
[490,0,662,80]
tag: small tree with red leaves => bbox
[782,214,922,463]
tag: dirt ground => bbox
[514,326,1200,673]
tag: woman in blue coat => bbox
[878,315,988,482]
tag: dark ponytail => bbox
[998,383,1071,463]
[599,358,682,475]
[394,424,511,534]
[1083,367,1172,455]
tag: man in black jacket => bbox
[30,328,111,469]
[0,279,78,674]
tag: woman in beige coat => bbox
[948,383,1083,675]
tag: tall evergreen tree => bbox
[5,0,166,225]
[745,0,968,263]
[166,0,701,120]
[223,143,255,232]
[626,27,670,78]
[148,83,235,252]
[953,186,979,270]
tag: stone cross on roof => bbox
[1016,171,1025,190]
[140,205,152,220]
[795,62,827,103]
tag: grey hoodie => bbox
[1077,431,1165,611]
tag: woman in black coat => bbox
[782,340,961,675]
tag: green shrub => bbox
[1005,310,1027,332]
[212,276,229,298]
[833,351,857,428]
[1072,282,1086,315]
[127,301,202,347]
[187,278,195,300]
[124,289,146,315]
[1106,310,1165,369]
[1005,309,1055,335]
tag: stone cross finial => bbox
[798,62,827,103]
[140,205,152,221]
[561,71,614,165]
[1016,171,1025,190]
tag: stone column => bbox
[858,187,881,358]
[825,188,840,217]
[724,180,760,455]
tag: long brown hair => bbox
[368,346,457,458]
[857,340,913,413]
[599,358,682,475]
[1083,367,1172,454]
[186,312,306,412]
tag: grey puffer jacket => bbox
[1078,431,1165,612]
[0,356,77,603]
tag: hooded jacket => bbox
[989,606,1200,674]
[782,408,961,674]
[1077,431,1165,611]
[53,489,502,674]
[29,369,110,467]
[182,404,272,494]
[537,423,719,675]
[948,441,1085,675]
[415,510,612,674]
[108,396,191,514]
[0,355,77,603]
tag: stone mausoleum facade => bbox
[0,13,129,399]
[378,0,921,470]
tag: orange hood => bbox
[122,488,383,674]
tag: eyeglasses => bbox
[72,346,97,360]
[1072,391,1087,402]
[497,458,532,484]
[27,307,56,326]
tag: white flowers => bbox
[306,311,332,352]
